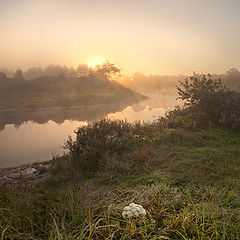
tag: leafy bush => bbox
[166,73,240,131]
[64,119,147,172]
[64,118,209,175]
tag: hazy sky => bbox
[1,0,240,75]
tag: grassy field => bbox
[1,119,240,239]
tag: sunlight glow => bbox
[87,57,106,68]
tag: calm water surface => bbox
[0,94,179,168]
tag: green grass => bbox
[1,121,240,239]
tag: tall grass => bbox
[1,119,240,239]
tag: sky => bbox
[1,0,240,75]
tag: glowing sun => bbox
[87,57,106,68]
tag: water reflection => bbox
[109,93,179,122]
[0,103,129,132]
[0,94,179,168]
[0,103,130,168]
[0,120,85,168]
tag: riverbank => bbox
[0,74,146,110]
[1,120,240,239]
[0,160,52,186]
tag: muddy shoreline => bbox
[0,160,52,186]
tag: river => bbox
[0,94,179,168]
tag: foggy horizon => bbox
[1,0,240,75]
[0,63,238,77]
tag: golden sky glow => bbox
[1,0,240,75]
[86,57,107,68]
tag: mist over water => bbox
[108,93,179,121]
[1,2,240,238]
[0,65,239,168]
[0,94,178,168]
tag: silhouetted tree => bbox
[0,72,7,81]
[25,67,44,79]
[95,60,121,81]
[76,64,92,77]
[14,68,24,80]
[167,73,240,131]
[177,73,226,106]
[224,68,240,90]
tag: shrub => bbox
[64,119,146,172]
[167,73,240,131]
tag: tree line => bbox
[119,68,240,94]
[0,61,121,95]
